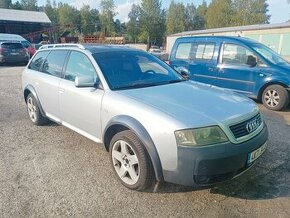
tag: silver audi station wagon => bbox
[22,44,268,190]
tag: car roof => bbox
[176,36,259,44]
[38,44,143,54]
[83,44,142,53]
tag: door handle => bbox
[208,67,215,72]
[218,68,224,73]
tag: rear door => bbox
[170,39,220,85]
[215,43,261,96]
[32,50,69,121]
[59,51,104,140]
[189,41,219,85]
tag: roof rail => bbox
[39,43,85,50]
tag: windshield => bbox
[93,51,184,90]
[252,43,288,65]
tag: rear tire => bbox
[262,85,289,111]
[26,93,49,125]
[109,130,155,190]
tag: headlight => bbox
[175,126,228,147]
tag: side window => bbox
[64,51,97,82]
[222,44,257,66]
[42,50,68,77]
[175,43,192,60]
[28,51,49,71]
[193,43,215,61]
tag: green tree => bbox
[184,3,196,31]
[206,0,233,28]
[100,0,116,36]
[20,0,38,11]
[166,1,186,34]
[139,0,166,46]
[193,1,207,30]
[0,0,11,8]
[80,5,99,35]
[44,0,58,25]
[58,3,81,34]
[232,0,270,25]
[127,4,141,43]
[10,1,22,9]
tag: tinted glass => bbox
[94,51,184,90]
[1,43,23,49]
[28,51,49,71]
[42,50,68,77]
[65,51,97,82]
[175,43,192,59]
[222,44,256,65]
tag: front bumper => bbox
[163,124,268,187]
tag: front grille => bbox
[229,113,262,139]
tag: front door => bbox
[59,51,104,141]
[215,43,261,96]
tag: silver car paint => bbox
[23,47,263,172]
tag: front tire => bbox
[26,93,48,125]
[109,130,155,190]
[262,85,289,111]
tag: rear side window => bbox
[193,43,215,61]
[42,50,68,77]
[64,51,97,82]
[175,43,192,59]
[1,43,23,49]
[28,51,49,71]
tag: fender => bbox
[23,85,46,117]
[103,115,164,182]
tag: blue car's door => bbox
[170,40,221,85]
[215,42,261,97]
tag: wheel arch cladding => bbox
[103,115,164,181]
[258,81,289,100]
[23,85,45,117]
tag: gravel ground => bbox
[0,66,290,217]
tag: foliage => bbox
[166,1,186,35]
[0,0,11,8]
[20,0,37,11]
[138,0,166,46]
[206,0,233,28]
[100,0,116,36]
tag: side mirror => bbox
[246,55,257,67]
[75,75,98,88]
[175,66,190,79]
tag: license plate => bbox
[11,52,19,55]
[247,142,267,164]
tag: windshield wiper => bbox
[114,79,185,90]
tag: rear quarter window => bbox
[28,51,50,71]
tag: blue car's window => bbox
[222,43,257,66]
[194,43,215,61]
[175,43,192,59]
[252,44,288,65]
[93,51,184,90]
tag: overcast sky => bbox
[34,0,290,24]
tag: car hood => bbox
[120,81,258,128]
